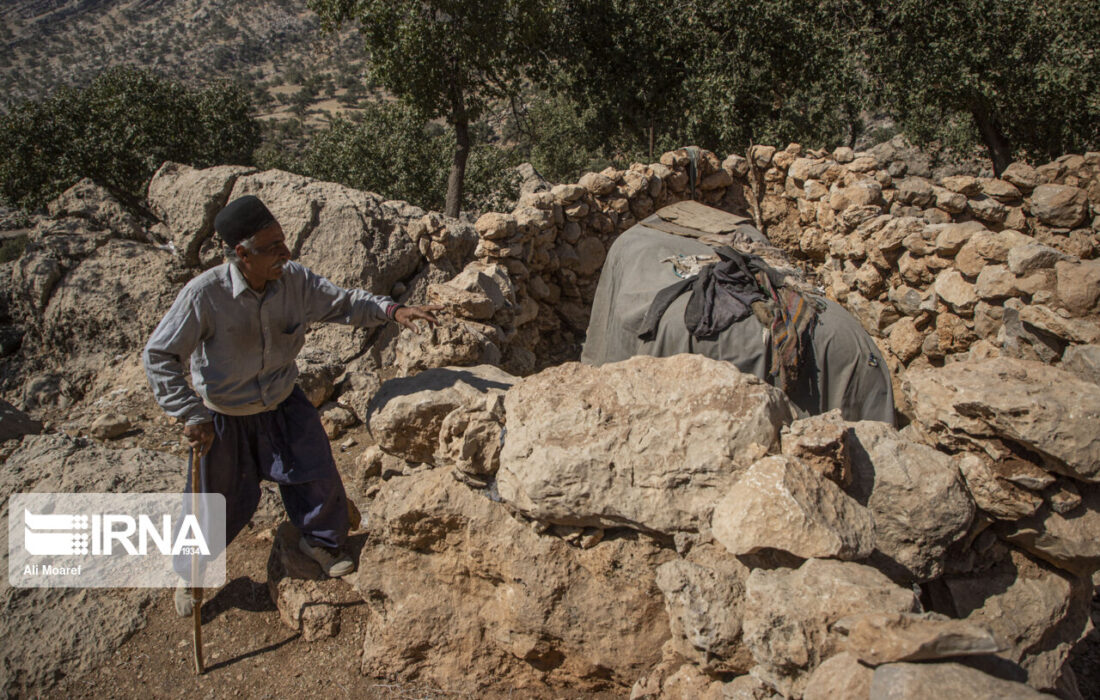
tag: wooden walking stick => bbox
[189,446,205,674]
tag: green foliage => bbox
[543,0,866,161]
[859,0,1100,168]
[289,103,522,213]
[310,0,552,214]
[516,93,611,183]
[297,105,451,209]
[0,67,260,211]
[283,101,523,210]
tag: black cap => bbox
[214,195,277,247]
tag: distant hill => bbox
[0,0,365,112]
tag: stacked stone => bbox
[472,144,1099,388]
[472,150,757,368]
[361,353,1100,698]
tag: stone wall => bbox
[440,140,1100,404]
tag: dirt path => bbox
[51,525,468,700]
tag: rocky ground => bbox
[1,141,1099,698]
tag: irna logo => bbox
[23,509,210,557]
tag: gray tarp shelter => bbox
[581,202,895,424]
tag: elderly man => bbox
[144,195,439,616]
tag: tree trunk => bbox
[445,85,469,219]
[969,98,1013,177]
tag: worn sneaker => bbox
[298,536,355,577]
[174,581,195,617]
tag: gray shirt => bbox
[143,261,397,424]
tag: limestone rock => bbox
[1055,259,1100,316]
[802,652,873,700]
[956,452,1042,520]
[656,546,754,675]
[48,178,146,241]
[367,365,517,465]
[869,662,1048,699]
[1062,344,1100,384]
[0,435,189,696]
[475,212,516,241]
[296,347,342,407]
[147,162,256,265]
[968,195,1008,224]
[427,281,496,319]
[437,392,506,481]
[954,227,1029,277]
[840,612,1000,665]
[1002,162,1041,192]
[1016,303,1100,345]
[942,175,983,197]
[896,177,934,207]
[23,239,177,364]
[498,355,796,535]
[982,178,1023,203]
[1000,300,1062,363]
[938,548,1091,693]
[742,558,921,697]
[934,269,978,314]
[579,171,617,196]
[903,358,1100,482]
[780,409,852,486]
[712,455,874,560]
[888,284,935,317]
[1030,184,1088,228]
[320,403,356,440]
[447,261,516,316]
[1001,483,1100,576]
[887,317,925,364]
[1045,479,1082,514]
[830,181,882,211]
[266,522,359,641]
[89,412,131,440]
[393,319,502,374]
[975,265,1051,302]
[848,421,975,581]
[1007,243,1072,275]
[356,468,672,693]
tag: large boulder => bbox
[146,162,256,265]
[741,558,921,696]
[903,358,1100,482]
[366,365,516,467]
[354,468,673,694]
[229,170,426,363]
[47,178,147,241]
[936,548,1092,693]
[9,234,178,376]
[847,421,974,581]
[711,455,874,561]
[498,355,797,535]
[655,545,754,676]
[1000,483,1100,576]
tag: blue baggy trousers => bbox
[174,386,349,578]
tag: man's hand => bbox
[394,304,444,333]
[184,421,215,458]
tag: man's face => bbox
[238,223,290,284]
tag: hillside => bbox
[0,0,364,113]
